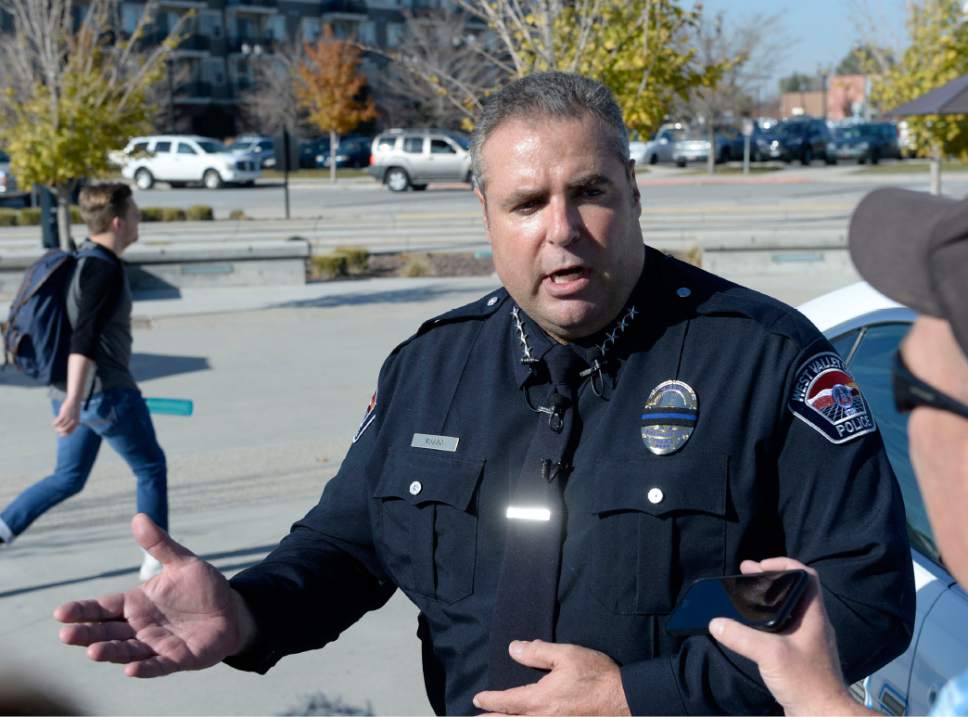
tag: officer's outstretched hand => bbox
[54,513,256,678]
[473,641,630,716]
[709,557,870,716]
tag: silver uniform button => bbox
[676,287,692,298]
[486,296,498,307]
[647,487,664,504]
[409,481,422,496]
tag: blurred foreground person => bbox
[711,188,968,716]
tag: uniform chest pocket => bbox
[579,453,729,615]
[374,447,485,604]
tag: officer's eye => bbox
[513,198,544,214]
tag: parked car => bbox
[798,282,966,717]
[228,135,276,169]
[829,123,902,165]
[750,122,784,162]
[672,126,744,167]
[119,135,261,189]
[367,128,472,191]
[0,150,29,207]
[298,136,328,169]
[632,126,685,165]
[870,122,903,160]
[315,135,373,169]
[776,117,835,165]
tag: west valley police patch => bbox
[353,390,377,443]
[789,352,876,444]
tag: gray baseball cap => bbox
[849,187,968,357]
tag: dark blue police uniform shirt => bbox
[227,246,915,715]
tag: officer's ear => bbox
[626,158,642,217]
[474,185,490,231]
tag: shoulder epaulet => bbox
[414,287,509,337]
[661,253,820,347]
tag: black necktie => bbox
[488,344,584,689]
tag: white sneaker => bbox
[0,517,13,546]
[139,552,163,581]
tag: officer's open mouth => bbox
[547,266,590,284]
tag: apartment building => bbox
[114,0,454,136]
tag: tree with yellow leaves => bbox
[295,27,377,183]
[0,0,188,249]
[453,0,728,139]
[866,0,968,161]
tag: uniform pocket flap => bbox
[582,453,728,517]
[374,446,485,510]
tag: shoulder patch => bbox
[353,390,378,443]
[789,351,876,444]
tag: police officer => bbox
[54,73,914,715]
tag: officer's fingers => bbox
[54,593,126,624]
[131,514,194,566]
[508,639,562,671]
[754,556,818,578]
[739,560,766,574]
[474,685,538,715]
[709,617,781,665]
[88,638,156,664]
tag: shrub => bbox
[16,208,41,226]
[332,245,370,274]
[400,254,431,278]
[161,207,186,222]
[69,207,82,224]
[228,209,247,221]
[0,209,18,226]
[140,207,164,222]
[311,254,348,279]
[186,205,214,221]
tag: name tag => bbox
[411,433,460,452]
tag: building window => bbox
[386,21,403,48]
[357,20,375,45]
[302,16,321,42]
[120,3,142,35]
[269,15,286,41]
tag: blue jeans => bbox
[1,388,167,539]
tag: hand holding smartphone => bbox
[666,569,809,636]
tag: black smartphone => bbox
[665,569,809,636]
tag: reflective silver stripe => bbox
[506,506,551,521]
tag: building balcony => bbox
[229,36,275,54]
[157,0,207,8]
[137,31,211,54]
[174,80,211,99]
[321,0,368,15]
[226,0,278,13]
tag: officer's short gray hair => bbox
[470,72,630,194]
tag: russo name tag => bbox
[410,433,460,452]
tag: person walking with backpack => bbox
[0,183,167,580]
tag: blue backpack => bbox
[2,244,112,384]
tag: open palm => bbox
[55,515,245,677]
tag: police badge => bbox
[641,380,699,455]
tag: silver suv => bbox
[367,129,472,192]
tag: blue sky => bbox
[697,0,909,94]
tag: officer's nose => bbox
[545,196,582,248]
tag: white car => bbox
[629,126,683,166]
[119,135,261,190]
[799,282,966,716]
